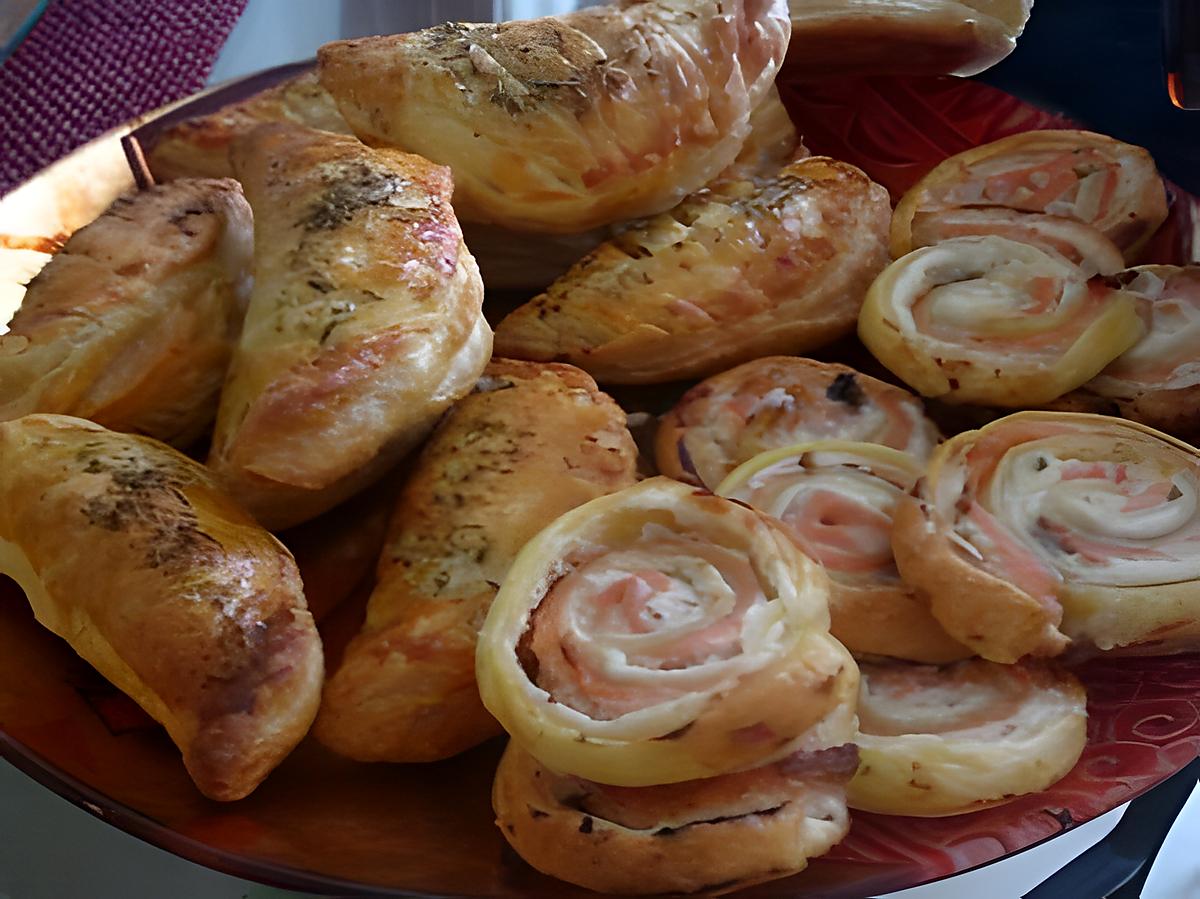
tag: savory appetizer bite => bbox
[476,476,858,786]
[0,415,323,801]
[718,441,969,663]
[787,0,1033,78]
[318,0,791,232]
[315,360,639,763]
[656,356,941,489]
[893,411,1200,662]
[208,124,491,531]
[891,130,1169,266]
[493,157,891,384]
[859,236,1146,407]
[147,70,352,182]
[0,179,252,447]
[848,659,1087,816]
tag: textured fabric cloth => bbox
[0,0,247,195]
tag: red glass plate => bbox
[1,68,1199,899]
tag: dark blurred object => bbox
[978,0,1200,193]
[1165,0,1200,109]
[0,0,46,63]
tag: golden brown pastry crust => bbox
[318,0,791,233]
[493,157,890,384]
[208,124,490,530]
[314,360,639,762]
[0,179,252,447]
[146,70,351,182]
[655,356,941,488]
[0,415,323,801]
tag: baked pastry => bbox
[848,659,1087,816]
[493,157,890,383]
[146,70,352,182]
[656,356,941,489]
[859,235,1146,406]
[0,179,252,447]
[0,415,323,801]
[208,124,491,530]
[892,411,1200,661]
[315,360,639,762]
[493,736,858,894]
[318,0,792,233]
[718,441,969,663]
[891,130,1169,265]
[787,0,1033,78]
[476,476,858,786]
[1057,265,1200,439]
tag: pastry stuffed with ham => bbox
[207,124,490,530]
[315,360,638,763]
[0,179,252,447]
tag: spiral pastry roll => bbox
[0,415,323,801]
[893,411,1200,661]
[0,179,252,447]
[891,130,1168,266]
[656,357,941,489]
[718,442,968,663]
[318,0,790,233]
[477,477,858,786]
[493,157,890,384]
[848,660,1087,816]
[859,235,1147,407]
[314,360,639,762]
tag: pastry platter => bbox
[1,3,1199,897]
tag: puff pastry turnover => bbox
[0,179,252,447]
[315,360,638,762]
[208,124,490,530]
[0,415,323,801]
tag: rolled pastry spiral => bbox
[848,659,1087,816]
[859,235,1147,406]
[891,130,1169,266]
[0,415,323,800]
[892,411,1200,661]
[476,476,858,786]
[656,356,941,489]
[718,441,969,663]
[318,0,791,233]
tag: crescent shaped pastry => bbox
[314,360,639,762]
[0,179,252,447]
[493,739,859,895]
[718,442,969,663]
[0,415,323,801]
[848,659,1087,816]
[656,357,941,489]
[146,71,352,182]
[892,411,1200,661]
[859,235,1146,407]
[493,157,891,384]
[787,0,1032,78]
[891,130,1168,264]
[476,477,858,786]
[208,124,490,531]
[317,0,791,233]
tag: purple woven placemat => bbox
[0,0,247,196]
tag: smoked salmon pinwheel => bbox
[493,157,890,384]
[476,477,858,786]
[656,357,941,489]
[718,442,969,663]
[891,130,1169,267]
[858,235,1147,407]
[892,411,1200,662]
[314,361,638,763]
[1061,265,1200,440]
[318,0,791,233]
[848,660,1087,817]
